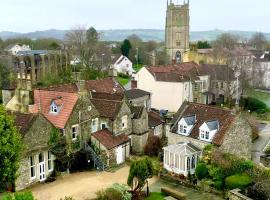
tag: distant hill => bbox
[1,29,270,42]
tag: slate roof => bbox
[29,90,79,129]
[131,106,144,119]
[92,129,130,150]
[91,99,122,119]
[171,103,236,146]
[183,115,196,126]
[124,89,150,100]
[12,112,36,135]
[148,111,164,128]
[146,62,200,82]
[163,142,201,155]
[198,64,235,81]
[17,50,48,56]
[205,120,219,131]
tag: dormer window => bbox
[51,104,58,113]
[50,97,63,114]
[178,115,196,136]
[199,120,219,142]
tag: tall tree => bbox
[0,106,23,190]
[249,32,267,50]
[121,39,132,57]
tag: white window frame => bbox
[92,118,98,133]
[30,155,36,180]
[72,125,79,141]
[205,131,210,140]
[121,115,128,130]
[48,151,53,172]
[101,122,107,130]
[50,104,58,113]
[154,126,159,136]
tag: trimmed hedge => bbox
[161,187,187,200]
[225,174,253,190]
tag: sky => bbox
[1,0,270,33]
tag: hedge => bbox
[225,174,253,190]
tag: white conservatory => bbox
[163,142,201,176]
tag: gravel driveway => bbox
[30,166,131,200]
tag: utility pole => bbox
[136,48,139,67]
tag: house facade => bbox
[168,102,252,159]
[5,44,31,55]
[125,89,151,111]
[112,55,133,75]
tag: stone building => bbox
[165,0,190,63]
[168,102,252,159]
[125,88,151,111]
[148,111,165,138]
[12,112,55,191]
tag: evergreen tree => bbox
[0,106,23,191]
[120,39,132,57]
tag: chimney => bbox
[78,80,85,92]
[131,80,137,89]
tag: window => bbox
[179,125,184,133]
[48,151,53,172]
[205,131,209,140]
[50,104,58,113]
[187,157,191,171]
[176,41,181,46]
[121,115,128,129]
[165,151,169,165]
[72,125,79,140]
[193,98,198,103]
[220,82,224,89]
[215,82,219,89]
[154,126,159,136]
[175,155,179,168]
[60,129,65,136]
[92,118,98,133]
[101,123,107,129]
[183,126,187,134]
[191,155,196,169]
[201,130,205,139]
[30,155,35,179]
[194,83,199,91]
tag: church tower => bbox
[165,0,190,63]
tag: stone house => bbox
[125,89,151,111]
[148,111,165,138]
[12,112,55,191]
[168,102,252,159]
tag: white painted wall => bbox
[134,67,193,112]
[8,44,31,55]
[113,55,133,75]
[177,118,194,136]
[199,122,218,142]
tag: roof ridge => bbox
[190,102,233,113]
[91,98,122,103]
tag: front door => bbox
[39,153,46,181]
[116,146,124,164]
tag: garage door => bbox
[116,146,124,164]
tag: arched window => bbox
[191,155,196,169]
[187,157,190,171]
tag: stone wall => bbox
[220,115,252,159]
[260,155,270,167]
[131,132,149,154]
[132,108,148,135]
[129,96,151,110]
[227,189,252,200]
[2,90,14,105]
[113,101,132,136]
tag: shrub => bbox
[144,135,162,157]
[208,165,225,180]
[240,97,268,114]
[225,174,253,190]
[161,187,186,200]
[195,163,209,180]
[96,183,131,200]
[214,179,224,190]
[2,191,35,200]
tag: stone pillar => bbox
[30,56,36,84]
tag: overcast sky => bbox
[1,0,270,33]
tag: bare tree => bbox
[249,32,267,50]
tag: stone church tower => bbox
[165,0,190,63]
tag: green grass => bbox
[117,77,130,86]
[246,89,270,107]
[225,174,253,190]
[133,64,144,72]
[145,192,166,200]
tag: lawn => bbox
[133,64,144,72]
[117,76,130,86]
[246,89,270,107]
[145,192,166,200]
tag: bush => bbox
[96,183,132,200]
[225,174,253,190]
[214,179,224,190]
[144,135,162,157]
[161,187,186,200]
[2,191,35,200]
[195,163,209,180]
[118,73,130,79]
[240,97,269,114]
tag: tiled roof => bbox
[85,78,124,94]
[91,92,124,101]
[198,64,235,81]
[148,111,164,128]
[91,99,122,119]
[39,83,79,93]
[146,62,200,82]
[131,106,144,119]
[125,89,150,100]
[171,103,236,146]
[30,90,79,129]
[92,129,130,150]
[12,112,36,135]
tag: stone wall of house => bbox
[260,155,270,167]
[167,132,209,150]
[129,96,151,110]
[227,189,252,200]
[220,115,252,159]
[131,132,149,154]
[132,108,148,135]
[2,90,15,105]
[113,101,132,136]
[15,114,55,190]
